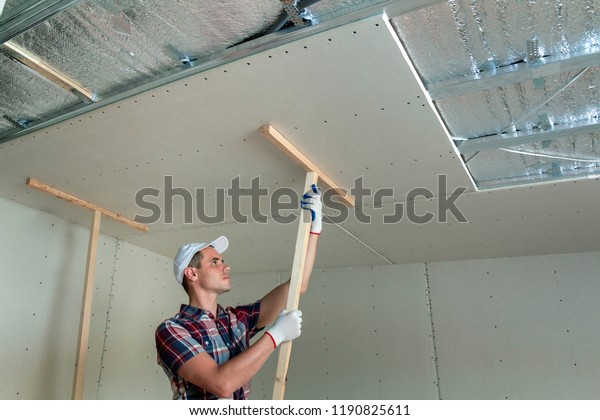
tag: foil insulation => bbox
[10,0,284,97]
[468,131,600,188]
[436,67,600,139]
[0,51,81,134]
[390,0,600,187]
[308,0,370,18]
[391,0,599,83]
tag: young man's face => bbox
[194,246,231,294]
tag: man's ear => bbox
[184,266,197,281]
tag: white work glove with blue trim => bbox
[265,309,303,348]
[301,184,322,235]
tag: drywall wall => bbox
[0,195,173,399]
[3,194,600,400]
[0,195,116,399]
[221,254,600,400]
[219,265,440,400]
[428,253,600,399]
[282,265,439,400]
[94,240,182,399]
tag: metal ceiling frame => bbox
[0,0,83,44]
[2,0,597,188]
[265,0,322,33]
[427,46,600,101]
[458,120,600,154]
[456,65,597,153]
[0,0,445,145]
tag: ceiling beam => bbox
[260,124,355,207]
[0,0,83,44]
[4,40,94,101]
[458,119,600,154]
[427,46,600,101]
[27,178,149,232]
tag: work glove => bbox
[301,184,322,235]
[265,309,302,348]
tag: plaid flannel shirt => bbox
[155,301,262,400]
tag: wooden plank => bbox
[260,124,355,207]
[72,209,101,400]
[27,178,149,232]
[4,41,95,101]
[272,171,318,400]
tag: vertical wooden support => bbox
[272,171,318,400]
[72,209,101,400]
[26,178,147,399]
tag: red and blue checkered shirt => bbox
[155,301,262,400]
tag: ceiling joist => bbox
[26,178,148,232]
[4,40,94,101]
[260,124,355,207]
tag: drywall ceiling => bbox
[1,11,599,274]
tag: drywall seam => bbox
[95,239,120,399]
[370,269,384,399]
[424,262,441,399]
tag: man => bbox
[155,185,322,399]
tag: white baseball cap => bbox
[173,236,229,284]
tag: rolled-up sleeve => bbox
[155,320,205,375]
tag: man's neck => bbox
[188,292,219,316]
